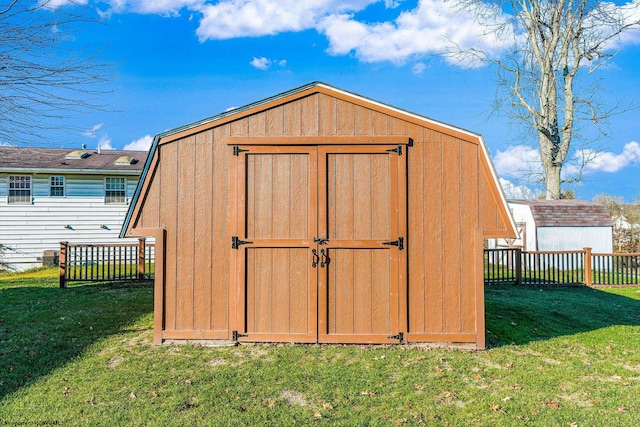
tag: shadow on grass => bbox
[0,279,153,401]
[485,284,640,347]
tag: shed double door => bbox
[232,144,407,344]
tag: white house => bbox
[491,199,613,253]
[0,146,148,271]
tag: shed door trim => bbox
[227,136,412,146]
[317,145,407,344]
[231,145,407,344]
[231,146,318,343]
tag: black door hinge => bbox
[233,145,249,156]
[386,145,402,156]
[232,236,253,249]
[382,237,404,250]
[388,332,404,343]
[232,330,248,341]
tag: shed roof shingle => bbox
[0,147,147,172]
[509,199,612,227]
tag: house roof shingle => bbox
[0,147,148,172]
[509,199,612,227]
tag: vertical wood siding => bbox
[211,125,230,332]
[130,90,511,345]
[193,132,213,331]
[159,142,178,331]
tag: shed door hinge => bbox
[232,236,253,249]
[232,330,248,341]
[233,145,249,156]
[382,237,404,250]
[387,332,404,343]
[386,145,402,156]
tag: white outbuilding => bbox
[493,199,613,253]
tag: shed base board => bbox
[157,331,481,349]
[158,338,480,350]
[161,339,237,347]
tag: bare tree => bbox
[0,0,111,147]
[593,193,640,252]
[453,0,640,199]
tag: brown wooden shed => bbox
[121,82,516,349]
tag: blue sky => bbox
[36,0,640,201]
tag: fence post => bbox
[59,241,68,289]
[138,238,146,280]
[515,248,522,286]
[583,247,592,286]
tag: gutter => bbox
[0,168,143,176]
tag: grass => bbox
[1,269,640,425]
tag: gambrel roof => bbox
[121,81,517,238]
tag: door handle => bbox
[312,249,319,268]
[320,249,328,268]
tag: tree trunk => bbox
[544,163,562,199]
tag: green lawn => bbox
[1,269,640,425]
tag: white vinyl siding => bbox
[8,175,32,204]
[537,227,613,253]
[0,172,144,271]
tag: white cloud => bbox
[82,123,104,138]
[412,62,426,74]
[96,0,639,67]
[493,145,542,179]
[619,0,640,46]
[575,141,640,174]
[384,0,403,8]
[123,135,154,151]
[196,0,375,41]
[318,0,513,65]
[250,57,270,70]
[250,56,287,70]
[585,0,640,50]
[39,0,88,9]
[499,177,538,199]
[494,141,640,188]
[98,135,114,150]
[106,0,204,15]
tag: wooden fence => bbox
[59,239,155,288]
[485,247,640,286]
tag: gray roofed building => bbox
[489,199,613,253]
[0,147,147,173]
[0,146,148,271]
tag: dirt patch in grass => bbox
[559,393,595,407]
[207,357,228,367]
[108,355,125,368]
[280,389,308,407]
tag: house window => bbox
[105,177,126,204]
[50,176,65,197]
[8,175,32,204]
